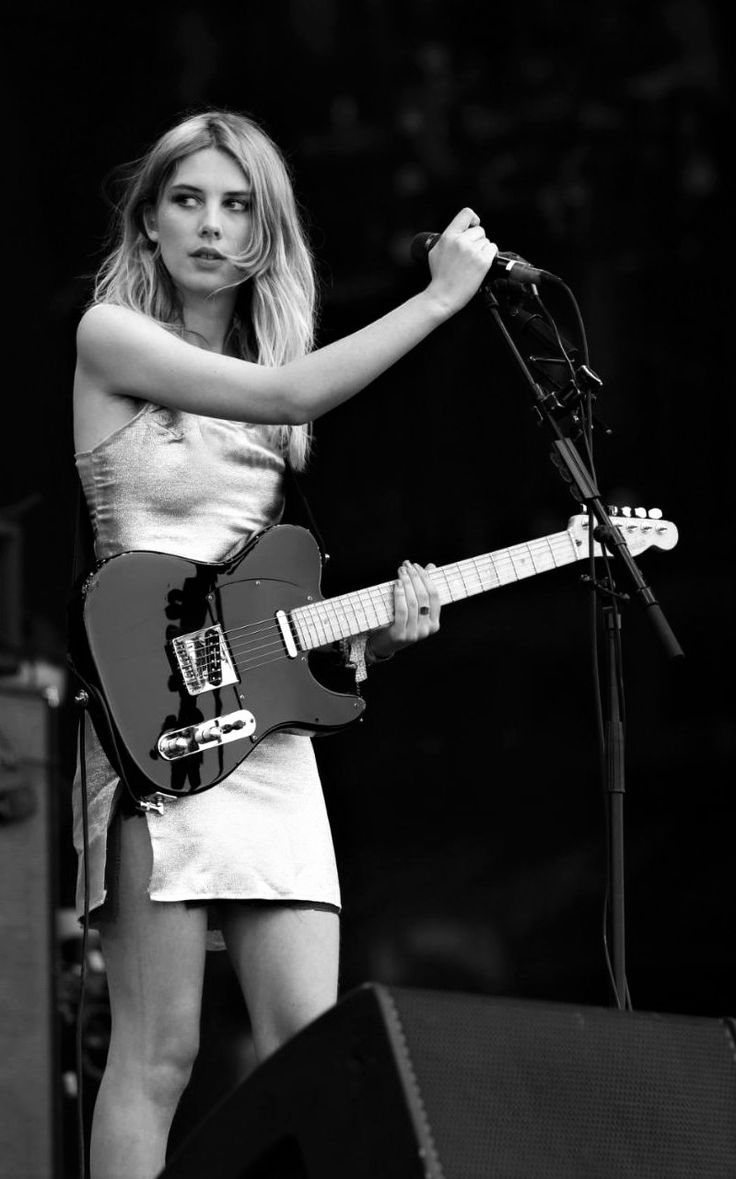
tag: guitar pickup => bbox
[171,624,239,696]
[157,709,256,761]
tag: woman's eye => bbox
[172,194,198,207]
[227,199,251,212]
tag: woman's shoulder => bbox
[77,303,159,352]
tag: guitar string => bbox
[229,538,577,641]
[225,559,531,676]
[219,534,581,650]
[202,537,584,677]
[189,523,653,659]
[222,566,525,659]
[161,525,658,683]
[202,527,659,677]
[216,533,578,644]
[191,527,657,681]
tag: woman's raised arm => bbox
[77,209,496,426]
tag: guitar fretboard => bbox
[290,528,582,652]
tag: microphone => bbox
[410,231,558,285]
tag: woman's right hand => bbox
[425,207,497,317]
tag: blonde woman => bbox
[72,108,496,1179]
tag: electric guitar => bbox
[68,509,678,801]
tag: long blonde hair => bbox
[93,109,317,469]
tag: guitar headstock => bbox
[567,507,679,557]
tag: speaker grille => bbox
[384,987,736,1179]
[0,687,58,1179]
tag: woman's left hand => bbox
[367,561,441,662]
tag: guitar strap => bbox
[67,483,152,823]
[69,476,97,594]
[283,461,331,563]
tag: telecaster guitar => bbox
[68,509,677,801]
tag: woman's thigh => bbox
[97,812,209,1072]
[219,901,340,1061]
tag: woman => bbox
[72,108,495,1179]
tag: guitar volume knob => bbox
[197,722,221,742]
[159,734,192,757]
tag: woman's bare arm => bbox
[76,209,496,426]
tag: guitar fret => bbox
[456,562,470,598]
[300,608,321,650]
[464,558,482,594]
[508,544,537,580]
[327,601,341,643]
[542,535,564,569]
[313,600,333,645]
[344,595,363,636]
[330,602,347,641]
[473,556,491,591]
[309,607,325,647]
[486,552,501,589]
[437,566,456,603]
[363,586,387,629]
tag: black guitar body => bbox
[68,526,365,800]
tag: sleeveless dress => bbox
[73,403,341,939]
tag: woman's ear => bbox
[142,204,159,243]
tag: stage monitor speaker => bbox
[0,684,60,1179]
[160,982,736,1179]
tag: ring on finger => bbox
[419,606,430,616]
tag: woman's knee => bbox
[106,1015,201,1107]
[143,1038,200,1107]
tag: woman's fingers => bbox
[398,562,419,641]
[368,561,441,662]
[424,562,441,627]
[427,211,498,313]
[463,224,488,242]
[443,206,481,233]
[396,561,440,641]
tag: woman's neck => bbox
[181,290,238,354]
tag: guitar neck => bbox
[290,527,583,652]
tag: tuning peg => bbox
[648,508,663,519]
[620,506,632,517]
[634,507,647,518]
[607,505,619,516]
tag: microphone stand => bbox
[480,281,684,1009]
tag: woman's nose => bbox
[199,206,223,238]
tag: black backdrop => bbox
[5,0,733,1110]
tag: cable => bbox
[75,701,91,1179]
[537,282,632,1010]
[549,277,590,367]
[532,291,580,391]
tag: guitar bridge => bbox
[171,624,239,696]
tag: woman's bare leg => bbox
[89,814,208,1179]
[220,901,340,1062]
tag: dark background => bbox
[4,0,733,1156]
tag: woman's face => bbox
[145,146,253,299]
